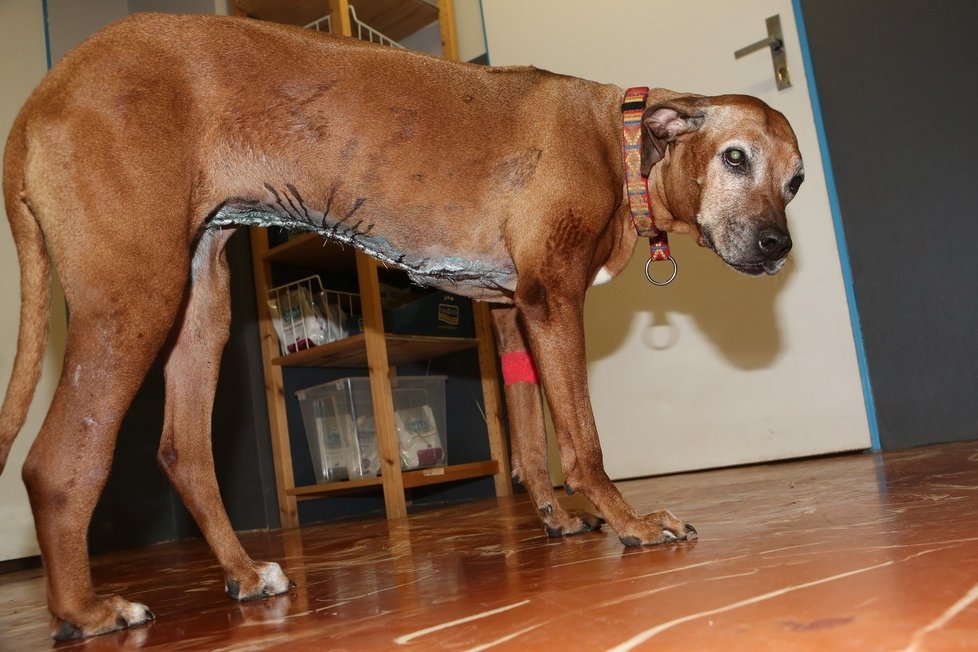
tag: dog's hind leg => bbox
[21,246,189,640]
[490,306,603,537]
[158,228,292,602]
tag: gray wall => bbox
[128,0,227,14]
[46,0,128,62]
[801,0,978,449]
[46,1,228,62]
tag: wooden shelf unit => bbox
[251,229,512,527]
[287,460,500,500]
[271,333,480,368]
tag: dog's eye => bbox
[787,174,804,195]
[723,147,747,167]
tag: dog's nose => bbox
[757,227,792,260]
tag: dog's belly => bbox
[209,198,517,301]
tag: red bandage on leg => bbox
[501,350,539,385]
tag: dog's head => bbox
[641,94,803,275]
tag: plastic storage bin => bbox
[296,375,448,483]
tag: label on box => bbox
[438,302,460,327]
[395,405,444,469]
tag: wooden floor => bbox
[4,441,978,650]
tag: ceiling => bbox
[233,0,439,42]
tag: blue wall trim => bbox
[42,0,52,69]
[478,0,490,64]
[791,0,881,451]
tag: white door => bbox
[482,0,871,479]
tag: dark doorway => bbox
[800,0,978,449]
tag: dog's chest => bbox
[208,197,516,300]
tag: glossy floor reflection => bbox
[4,441,978,650]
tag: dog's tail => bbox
[0,108,51,474]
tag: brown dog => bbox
[0,13,803,639]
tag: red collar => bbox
[622,86,677,286]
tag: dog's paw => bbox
[226,561,294,601]
[542,508,605,537]
[616,510,698,547]
[51,595,155,640]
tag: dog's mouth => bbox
[729,261,766,276]
[728,257,787,276]
[700,228,788,276]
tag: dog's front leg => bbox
[514,277,697,546]
[490,306,604,537]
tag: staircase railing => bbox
[304,14,331,33]
[304,4,404,49]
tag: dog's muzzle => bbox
[732,226,791,275]
[709,223,792,276]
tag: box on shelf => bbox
[383,292,474,338]
[295,375,448,483]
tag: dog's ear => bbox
[641,98,708,176]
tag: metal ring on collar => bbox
[645,256,678,286]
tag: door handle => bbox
[735,15,791,90]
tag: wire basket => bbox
[267,276,359,356]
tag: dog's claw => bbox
[685,523,698,539]
[543,509,604,537]
[53,621,83,641]
[564,483,575,495]
[619,535,642,547]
